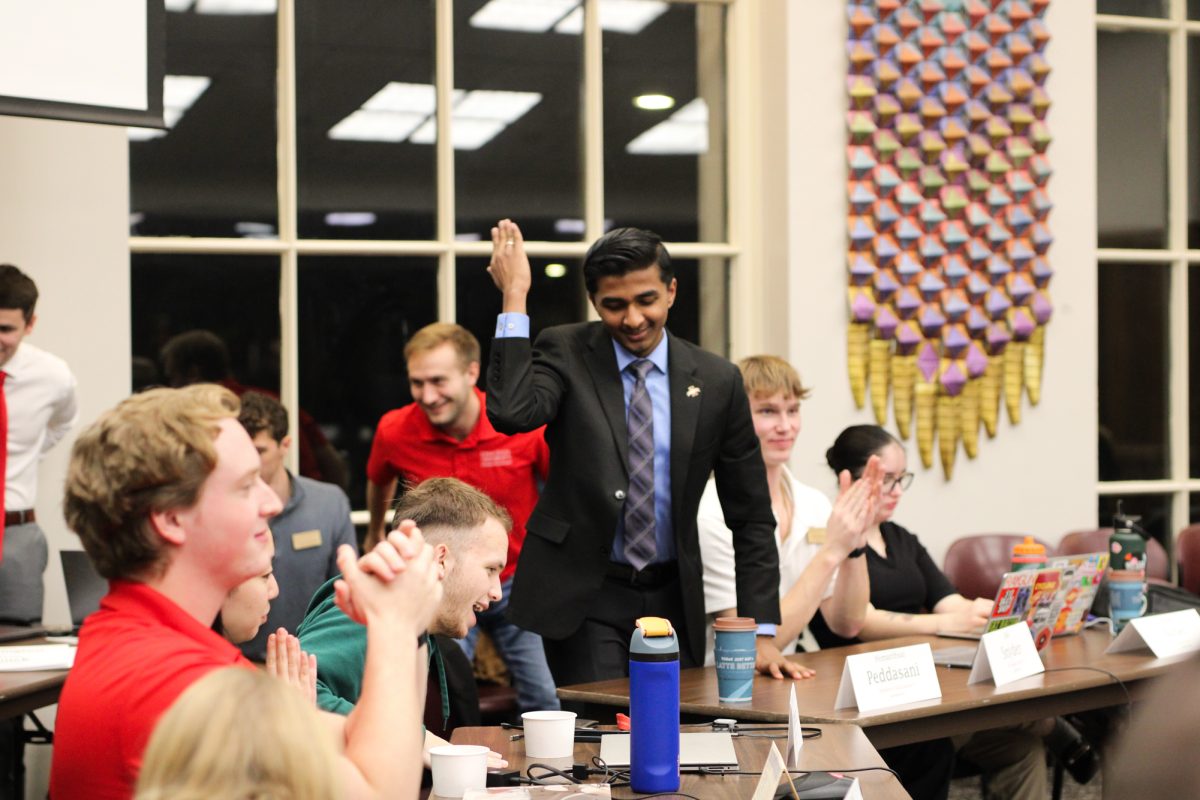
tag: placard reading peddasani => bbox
[834,643,942,713]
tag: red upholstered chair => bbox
[1058,528,1170,582]
[1176,525,1200,596]
[942,534,1055,600]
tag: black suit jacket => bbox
[486,322,780,666]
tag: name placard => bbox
[785,683,802,768]
[1106,609,1200,659]
[750,741,787,800]
[968,622,1044,687]
[834,643,942,712]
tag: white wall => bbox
[0,114,129,799]
[0,114,130,625]
[783,3,1097,567]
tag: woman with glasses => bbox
[810,424,1047,800]
[811,425,993,644]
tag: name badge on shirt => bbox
[806,527,826,544]
[292,530,323,551]
[480,449,513,468]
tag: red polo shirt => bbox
[366,388,548,583]
[50,580,252,800]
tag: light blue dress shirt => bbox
[494,314,774,635]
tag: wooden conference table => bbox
[0,637,69,721]
[449,724,911,799]
[559,629,1188,749]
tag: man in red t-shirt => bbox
[51,385,444,800]
[366,322,558,712]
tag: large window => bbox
[130,0,746,513]
[1097,2,1200,554]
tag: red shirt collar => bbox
[412,386,500,447]
[101,579,244,658]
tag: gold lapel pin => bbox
[687,385,701,398]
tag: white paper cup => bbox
[521,710,577,759]
[429,744,488,798]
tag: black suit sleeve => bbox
[486,330,568,434]
[712,372,781,626]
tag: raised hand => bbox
[265,628,319,706]
[333,525,443,636]
[487,218,531,313]
[825,454,883,555]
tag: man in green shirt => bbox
[298,477,510,749]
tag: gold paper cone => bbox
[848,323,869,408]
[937,394,960,479]
[981,357,1002,437]
[915,376,937,469]
[869,339,891,425]
[1024,326,1045,406]
[960,378,981,458]
[1004,341,1026,424]
[892,354,917,439]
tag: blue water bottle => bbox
[629,616,680,794]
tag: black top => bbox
[810,521,957,650]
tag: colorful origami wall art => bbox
[845,0,1052,479]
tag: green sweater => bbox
[296,576,447,722]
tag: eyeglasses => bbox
[883,472,914,492]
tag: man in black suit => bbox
[485,219,805,685]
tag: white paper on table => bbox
[968,623,1044,687]
[1106,609,1200,658]
[844,777,864,800]
[0,645,75,671]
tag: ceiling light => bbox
[194,0,276,14]
[454,90,542,124]
[455,232,482,242]
[627,97,708,155]
[626,121,707,154]
[544,263,568,278]
[128,75,210,141]
[163,75,211,113]
[409,117,508,150]
[469,0,576,32]
[328,110,426,142]
[634,93,674,111]
[327,83,541,149]
[554,218,585,234]
[553,0,668,35]
[671,97,708,123]
[324,212,377,227]
[165,0,195,11]
[234,221,276,237]
[127,127,167,141]
[363,82,439,115]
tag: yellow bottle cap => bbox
[635,617,674,638]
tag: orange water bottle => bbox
[1011,536,1047,572]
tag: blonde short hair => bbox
[392,477,513,549]
[737,355,812,402]
[63,384,240,580]
[403,322,481,368]
[135,668,341,800]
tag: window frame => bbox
[1097,2,1200,564]
[129,0,759,518]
